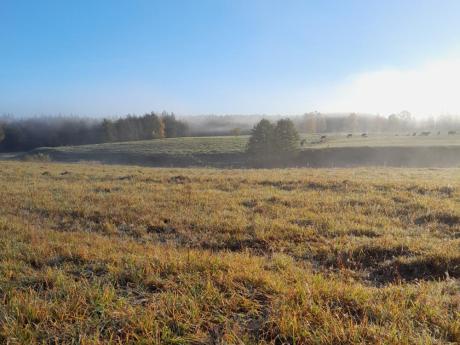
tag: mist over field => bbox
[2,111,460,151]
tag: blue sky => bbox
[2,0,460,116]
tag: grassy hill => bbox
[35,132,460,155]
[0,161,458,343]
[41,136,249,155]
[21,133,460,168]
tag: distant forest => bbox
[189,112,460,136]
[0,111,459,152]
[0,112,188,152]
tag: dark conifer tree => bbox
[246,119,275,157]
[273,119,300,153]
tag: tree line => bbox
[0,112,188,152]
[1,111,459,152]
[184,112,460,136]
[296,111,460,133]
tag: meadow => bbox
[0,161,458,344]
[22,133,460,169]
[35,132,460,156]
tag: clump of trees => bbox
[101,112,166,142]
[247,119,299,160]
[0,112,189,152]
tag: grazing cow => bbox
[412,132,417,136]
[347,134,352,138]
[320,135,327,141]
[361,133,368,137]
[300,139,306,146]
[420,131,430,136]
[448,130,457,135]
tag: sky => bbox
[1,0,460,117]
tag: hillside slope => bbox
[24,133,460,168]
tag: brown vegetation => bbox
[0,161,458,344]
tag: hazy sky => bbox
[2,0,460,117]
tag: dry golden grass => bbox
[0,161,459,344]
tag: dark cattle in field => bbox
[300,139,306,146]
[412,132,417,136]
[420,131,430,136]
[320,135,327,141]
[361,133,368,137]
[448,130,457,135]
[347,134,352,138]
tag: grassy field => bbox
[20,133,460,168]
[0,161,458,344]
[39,136,249,156]
[32,132,460,156]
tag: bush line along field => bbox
[0,161,458,344]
